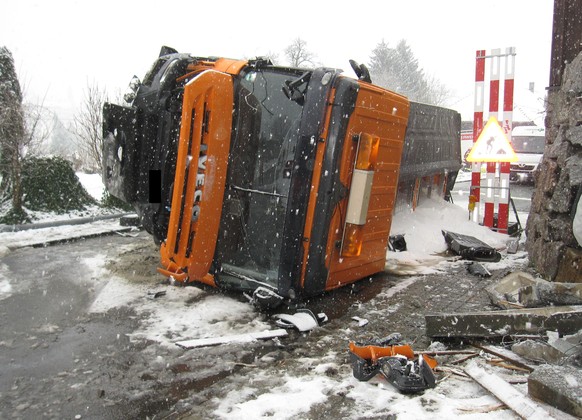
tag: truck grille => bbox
[510,163,535,172]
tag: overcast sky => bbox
[1,0,554,124]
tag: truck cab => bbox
[509,125,545,183]
[102,47,460,306]
[103,48,411,303]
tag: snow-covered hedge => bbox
[22,156,96,213]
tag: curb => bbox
[0,213,135,233]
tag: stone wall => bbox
[525,51,582,283]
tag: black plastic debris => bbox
[349,339,437,393]
[379,356,436,393]
[389,234,407,252]
[147,290,167,299]
[466,261,492,277]
[442,230,501,262]
[249,286,284,310]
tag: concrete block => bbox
[529,364,582,418]
[511,340,565,364]
[425,306,582,338]
[485,271,538,309]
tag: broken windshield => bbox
[215,67,306,289]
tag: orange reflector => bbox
[355,133,380,170]
[341,223,364,257]
[468,194,477,212]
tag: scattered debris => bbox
[175,329,288,349]
[466,261,491,277]
[450,353,480,365]
[511,339,565,364]
[486,358,531,372]
[359,333,403,347]
[457,403,505,414]
[486,271,582,309]
[464,361,554,419]
[528,364,582,418]
[388,234,407,252]
[147,290,167,299]
[351,316,369,327]
[248,286,284,310]
[547,330,582,366]
[273,309,320,332]
[506,238,519,254]
[417,350,478,356]
[114,230,140,238]
[485,271,537,309]
[472,343,535,372]
[426,305,582,338]
[348,340,437,393]
[434,365,469,378]
[441,230,501,262]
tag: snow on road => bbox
[0,172,538,419]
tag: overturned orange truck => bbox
[103,46,460,305]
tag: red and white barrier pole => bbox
[483,49,501,229]
[471,50,486,222]
[498,47,516,234]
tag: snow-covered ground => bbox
[75,172,106,201]
[0,171,527,347]
[0,172,547,419]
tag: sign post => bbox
[469,47,516,234]
[467,116,517,232]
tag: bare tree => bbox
[22,101,52,157]
[73,82,107,173]
[264,50,280,65]
[284,38,316,68]
[368,39,452,106]
[424,74,452,107]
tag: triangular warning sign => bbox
[466,116,517,163]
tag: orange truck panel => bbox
[324,83,409,290]
[159,70,234,282]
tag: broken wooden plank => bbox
[464,361,555,420]
[425,305,582,338]
[435,366,469,378]
[176,329,288,349]
[450,353,479,365]
[416,350,478,355]
[457,403,505,414]
[472,343,535,372]
[487,360,531,373]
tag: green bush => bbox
[21,156,96,213]
[101,189,133,211]
[0,206,31,224]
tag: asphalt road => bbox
[0,233,144,419]
[451,178,534,216]
[0,191,537,419]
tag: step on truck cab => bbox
[103,46,456,305]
